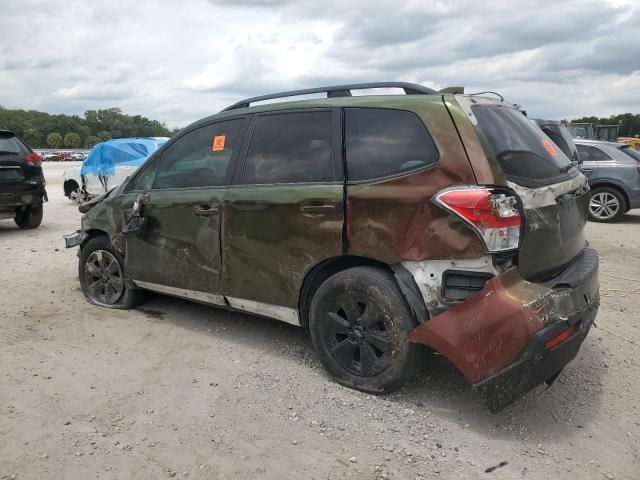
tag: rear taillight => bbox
[24,152,42,166]
[433,187,521,252]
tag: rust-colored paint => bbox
[408,269,547,383]
[346,99,485,264]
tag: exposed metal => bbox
[222,82,437,111]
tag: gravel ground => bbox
[0,162,638,480]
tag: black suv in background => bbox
[0,130,46,229]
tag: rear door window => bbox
[0,133,29,155]
[576,144,612,162]
[345,108,438,181]
[241,111,333,184]
[473,105,574,187]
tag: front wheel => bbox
[308,266,420,393]
[78,235,144,309]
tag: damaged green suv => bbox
[65,82,599,410]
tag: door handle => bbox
[300,204,335,214]
[193,205,219,217]
[581,168,592,173]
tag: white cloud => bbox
[0,0,639,127]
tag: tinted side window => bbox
[153,119,243,189]
[590,146,613,161]
[242,111,333,184]
[345,108,438,181]
[577,144,612,162]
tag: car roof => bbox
[573,139,627,148]
[532,119,563,126]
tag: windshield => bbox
[620,146,640,162]
[473,105,574,187]
[0,133,29,155]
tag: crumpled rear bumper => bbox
[408,245,599,410]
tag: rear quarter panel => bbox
[346,97,485,264]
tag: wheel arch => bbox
[298,255,428,328]
[63,179,79,196]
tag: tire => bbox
[308,266,420,393]
[588,186,626,223]
[14,205,43,229]
[78,235,144,309]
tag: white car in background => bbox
[63,137,168,203]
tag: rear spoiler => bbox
[439,86,465,94]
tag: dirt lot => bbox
[1,162,638,480]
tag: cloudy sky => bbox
[1,0,639,128]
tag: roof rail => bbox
[221,82,437,112]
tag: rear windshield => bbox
[0,133,29,156]
[472,105,574,187]
[620,146,640,162]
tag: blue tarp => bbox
[80,137,168,177]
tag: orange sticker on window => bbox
[212,135,226,151]
[542,138,557,157]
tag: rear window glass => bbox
[0,133,29,156]
[473,106,573,187]
[345,108,438,181]
[620,146,640,162]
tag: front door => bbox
[222,109,344,323]
[124,117,247,302]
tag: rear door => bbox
[468,100,589,280]
[123,118,247,301]
[222,109,343,323]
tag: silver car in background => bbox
[575,140,640,222]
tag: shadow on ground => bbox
[131,291,604,445]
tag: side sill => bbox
[131,280,301,326]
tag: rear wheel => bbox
[308,266,420,393]
[589,187,626,222]
[79,235,144,309]
[14,205,43,229]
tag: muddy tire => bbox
[588,186,626,223]
[308,266,420,393]
[79,235,144,309]
[14,205,43,229]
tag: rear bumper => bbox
[408,245,599,409]
[0,180,46,209]
[474,303,596,411]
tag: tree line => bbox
[0,106,176,149]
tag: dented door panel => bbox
[125,188,226,294]
[222,184,344,310]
